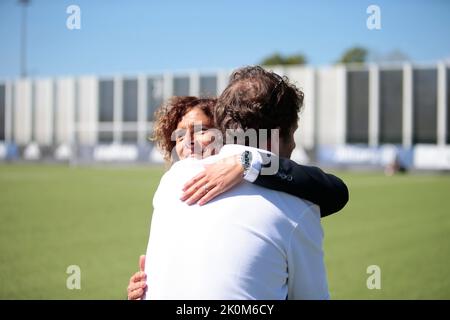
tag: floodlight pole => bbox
[19,0,30,78]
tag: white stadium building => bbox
[0,63,449,170]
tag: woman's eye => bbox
[195,129,208,135]
[174,129,186,141]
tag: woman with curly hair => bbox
[151,96,219,162]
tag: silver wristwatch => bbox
[240,150,252,177]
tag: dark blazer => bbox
[253,154,349,218]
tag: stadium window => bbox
[413,68,437,144]
[173,76,190,96]
[199,75,217,98]
[122,79,138,122]
[0,84,5,141]
[447,68,450,144]
[99,79,114,122]
[346,70,369,144]
[122,130,138,143]
[379,70,403,144]
[147,77,163,121]
[98,130,113,144]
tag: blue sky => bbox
[0,0,449,78]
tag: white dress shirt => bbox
[144,145,329,300]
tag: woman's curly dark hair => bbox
[214,66,304,142]
[151,96,217,162]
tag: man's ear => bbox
[267,126,282,153]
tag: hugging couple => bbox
[127,66,349,300]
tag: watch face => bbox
[242,150,252,169]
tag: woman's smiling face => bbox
[174,107,216,160]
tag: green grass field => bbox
[1,164,449,299]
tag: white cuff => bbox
[243,149,262,183]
